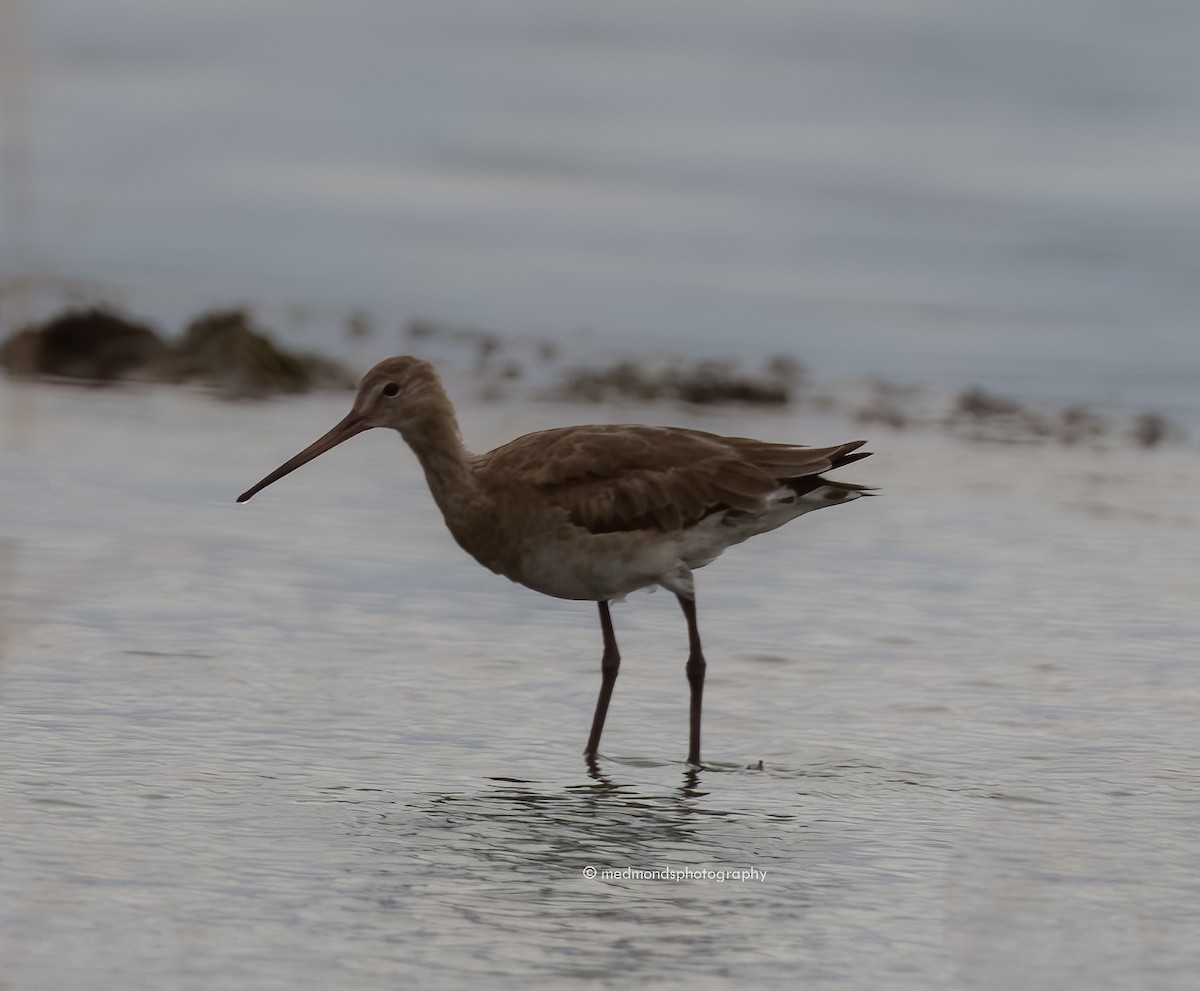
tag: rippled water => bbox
[2,381,1198,989]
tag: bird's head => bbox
[236,355,445,503]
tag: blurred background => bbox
[2,0,1198,418]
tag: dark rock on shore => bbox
[1,305,353,398]
[0,308,168,382]
[160,309,353,399]
[945,385,1185,448]
[558,356,799,406]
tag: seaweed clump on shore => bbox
[557,355,803,407]
[1130,411,1181,449]
[1,305,353,399]
[946,385,1183,449]
[159,309,353,399]
[0,308,168,382]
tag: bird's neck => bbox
[398,399,483,527]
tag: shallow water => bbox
[8,0,1200,411]
[2,381,1198,989]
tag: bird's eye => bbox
[382,382,400,398]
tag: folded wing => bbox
[476,424,867,534]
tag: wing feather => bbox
[476,424,866,535]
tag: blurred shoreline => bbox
[0,282,1190,454]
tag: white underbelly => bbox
[502,484,853,601]
[516,533,684,601]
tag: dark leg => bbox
[677,594,706,766]
[584,601,621,758]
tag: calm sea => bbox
[1,381,1198,988]
[3,0,1199,418]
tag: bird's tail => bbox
[785,442,877,502]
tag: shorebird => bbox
[237,356,873,765]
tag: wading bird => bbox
[238,356,873,765]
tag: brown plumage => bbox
[238,355,875,765]
[478,425,868,535]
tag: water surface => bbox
[2,381,1197,988]
[6,0,1200,409]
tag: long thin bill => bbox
[236,411,369,503]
